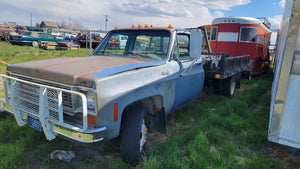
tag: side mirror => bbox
[190,30,202,64]
[190,30,202,59]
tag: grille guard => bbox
[1,74,106,143]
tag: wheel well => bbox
[122,95,163,117]
[120,95,164,134]
[141,95,163,116]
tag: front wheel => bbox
[121,105,147,163]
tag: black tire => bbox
[121,104,147,163]
[223,76,236,97]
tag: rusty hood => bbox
[7,56,165,88]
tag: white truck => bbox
[269,0,300,149]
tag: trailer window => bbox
[217,32,238,42]
[240,27,258,42]
[210,27,217,41]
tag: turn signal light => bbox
[215,74,220,79]
[114,103,118,121]
[81,114,97,126]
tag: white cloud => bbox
[268,15,282,29]
[0,0,254,30]
[213,11,225,18]
[279,0,286,8]
[185,0,251,10]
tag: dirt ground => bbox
[24,124,169,169]
[272,145,300,169]
[23,116,300,169]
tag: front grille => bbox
[10,74,76,120]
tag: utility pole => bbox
[105,15,108,30]
[30,13,32,27]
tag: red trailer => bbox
[209,17,272,76]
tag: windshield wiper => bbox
[128,51,145,58]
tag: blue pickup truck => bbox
[1,26,205,162]
[1,25,251,162]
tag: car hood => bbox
[7,56,164,88]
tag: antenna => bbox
[105,15,108,30]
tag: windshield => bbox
[93,30,171,61]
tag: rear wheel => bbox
[121,105,147,163]
[224,76,236,97]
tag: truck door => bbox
[172,33,205,111]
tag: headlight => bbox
[72,87,97,114]
[85,91,95,110]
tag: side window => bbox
[178,34,193,61]
[240,27,258,42]
[210,27,218,41]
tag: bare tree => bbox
[69,21,84,31]
[56,20,84,31]
[56,21,68,29]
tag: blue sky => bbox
[0,0,285,30]
[221,0,283,19]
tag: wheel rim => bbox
[140,119,147,152]
[230,81,236,96]
[32,41,38,47]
